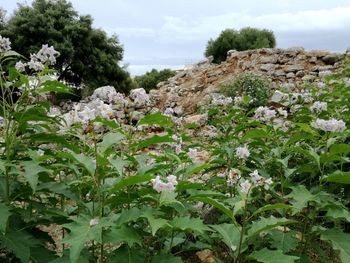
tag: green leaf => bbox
[249,248,299,263]
[329,144,350,155]
[21,161,49,192]
[151,254,183,263]
[38,80,73,94]
[62,215,106,263]
[325,206,350,223]
[325,171,350,184]
[248,216,296,238]
[108,245,145,263]
[243,128,269,140]
[115,208,142,226]
[98,132,125,153]
[170,217,210,235]
[108,157,130,176]
[269,230,299,253]
[189,196,236,225]
[0,230,37,263]
[138,112,174,128]
[287,185,316,214]
[110,174,153,192]
[0,203,11,234]
[252,203,291,217]
[66,151,96,176]
[211,224,241,252]
[141,209,170,236]
[295,123,318,136]
[320,229,350,263]
[159,191,185,209]
[134,135,175,149]
[104,225,141,247]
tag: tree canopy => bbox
[1,0,133,95]
[205,27,276,63]
[134,68,176,92]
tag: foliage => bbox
[0,39,350,263]
[0,0,133,95]
[220,72,272,108]
[134,68,176,92]
[205,27,276,63]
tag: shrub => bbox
[220,72,272,108]
[205,27,276,63]
[134,68,176,92]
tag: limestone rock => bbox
[285,64,304,72]
[184,114,208,126]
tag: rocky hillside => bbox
[150,47,348,114]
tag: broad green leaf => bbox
[325,206,350,223]
[62,215,107,263]
[141,210,170,236]
[108,157,130,176]
[325,171,350,184]
[252,203,291,217]
[159,191,185,209]
[115,207,142,226]
[110,174,153,192]
[21,161,49,192]
[329,144,350,155]
[320,229,350,263]
[38,80,73,94]
[98,132,125,153]
[287,185,316,214]
[211,224,241,252]
[189,196,236,224]
[170,216,210,235]
[243,128,269,140]
[269,229,299,253]
[0,203,11,233]
[151,254,183,263]
[295,123,318,136]
[67,151,96,176]
[249,248,299,263]
[248,216,296,238]
[0,230,37,263]
[104,225,141,246]
[108,245,145,263]
[134,135,175,149]
[138,112,174,128]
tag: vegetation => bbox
[1,37,350,263]
[134,68,176,92]
[220,72,272,108]
[0,0,133,95]
[205,27,276,63]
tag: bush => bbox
[134,68,176,92]
[220,72,272,108]
[205,27,276,63]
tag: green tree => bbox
[1,0,133,95]
[134,68,176,92]
[205,27,276,63]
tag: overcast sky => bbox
[1,0,350,75]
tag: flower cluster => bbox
[236,146,250,159]
[311,118,346,132]
[227,169,241,186]
[0,36,11,52]
[151,175,178,193]
[253,106,276,122]
[310,101,327,113]
[211,94,233,106]
[239,170,273,194]
[15,44,60,72]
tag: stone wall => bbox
[150,47,346,114]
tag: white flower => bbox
[217,172,226,178]
[240,180,252,194]
[264,178,273,190]
[253,107,277,122]
[187,148,198,161]
[227,169,241,186]
[36,44,60,65]
[317,81,326,88]
[15,61,26,72]
[36,149,45,156]
[151,175,177,193]
[310,101,327,113]
[250,170,264,186]
[89,218,99,227]
[211,94,233,106]
[202,173,210,180]
[311,118,346,133]
[27,58,44,71]
[164,107,174,116]
[277,108,288,118]
[319,70,332,78]
[0,36,11,52]
[166,174,178,186]
[236,146,250,159]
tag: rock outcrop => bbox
[150,47,345,114]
